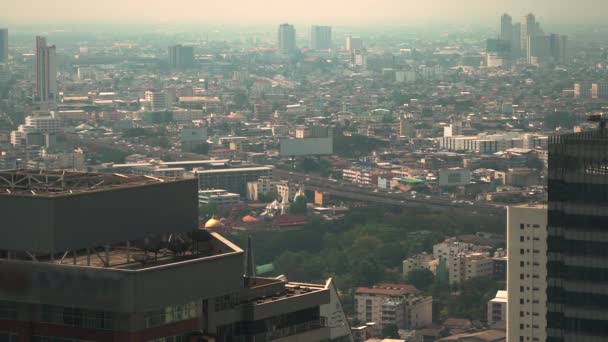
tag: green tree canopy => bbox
[290,195,307,214]
[405,268,435,291]
[382,323,400,338]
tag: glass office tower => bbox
[547,128,608,341]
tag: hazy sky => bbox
[3,0,607,26]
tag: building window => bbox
[215,293,238,312]
[32,337,89,342]
[0,302,16,321]
[148,336,186,342]
[62,307,113,329]
[144,301,199,328]
[0,332,18,342]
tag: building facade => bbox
[546,129,608,341]
[448,252,495,285]
[35,36,57,109]
[168,44,195,69]
[0,28,7,62]
[198,189,241,207]
[194,166,273,195]
[355,284,431,335]
[488,290,508,330]
[278,23,296,54]
[507,204,547,342]
[0,169,352,342]
[310,26,332,50]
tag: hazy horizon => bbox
[3,0,608,27]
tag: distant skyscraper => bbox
[500,14,513,42]
[346,35,363,51]
[310,25,332,50]
[546,127,608,341]
[35,36,57,109]
[0,28,7,62]
[168,44,194,69]
[278,23,296,53]
[560,35,568,64]
[521,13,536,54]
[511,23,522,58]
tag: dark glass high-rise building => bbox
[0,28,7,62]
[547,128,608,341]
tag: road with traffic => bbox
[273,169,505,216]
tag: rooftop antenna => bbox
[245,236,256,285]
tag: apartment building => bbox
[355,283,431,335]
[507,205,547,342]
[448,252,495,285]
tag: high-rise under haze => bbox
[0,29,7,62]
[546,127,608,341]
[168,44,195,69]
[346,35,363,51]
[521,13,536,54]
[35,36,57,109]
[310,25,332,50]
[500,13,513,42]
[278,23,296,53]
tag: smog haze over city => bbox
[1,0,608,341]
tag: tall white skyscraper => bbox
[521,13,536,54]
[310,25,332,50]
[507,205,547,342]
[346,35,362,51]
[0,29,8,62]
[35,36,57,109]
[278,23,296,54]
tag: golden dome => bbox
[204,217,224,229]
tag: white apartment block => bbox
[488,290,507,330]
[433,238,478,260]
[448,252,494,285]
[10,112,62,146]
[507,205,547,342]
[343,167,373,186]
[441,133,548,153]
[198,189,241,207]
[402,253,438,278]
[355,284,431,335]
[144,90,167,111]
[25,112,62,133]
[246,176,278,202]
[28,148,85,170]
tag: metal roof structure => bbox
[0,169,172,196]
